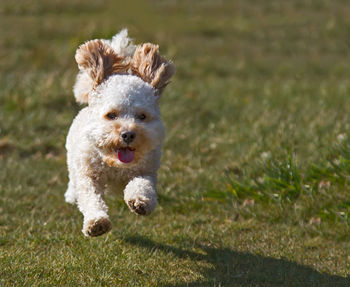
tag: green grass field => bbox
[1,0,350,286]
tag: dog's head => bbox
[73,32,175,167]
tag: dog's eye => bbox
[137,114,146,121]
[106,112,118,120]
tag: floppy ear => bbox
[74,39,129,104]
[131,43,175,96]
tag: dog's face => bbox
[87,75,165,167]
[73,37,175,167]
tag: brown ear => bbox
[74,40,129,103]
[131,43,175,95]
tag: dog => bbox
[64,29,175,237]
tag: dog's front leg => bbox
[124,176,158,216]
[75,176,112,237]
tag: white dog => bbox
[64,30,175,236]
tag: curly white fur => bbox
[109,28,136,57]
[65,30,174,237]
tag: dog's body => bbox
[65,30,175,236]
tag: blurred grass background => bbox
[1,0,350,286]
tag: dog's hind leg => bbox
[65,180,77,204]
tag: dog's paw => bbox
[127,197,155,216]
[83,217,112,237]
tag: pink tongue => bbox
[117,148,135,163]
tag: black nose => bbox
[121,131,136,144]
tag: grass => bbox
[1,0,350,286]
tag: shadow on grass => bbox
[125,235,349,287]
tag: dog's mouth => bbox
[116,147,135,163]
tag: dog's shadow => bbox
[125,235,349,287]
